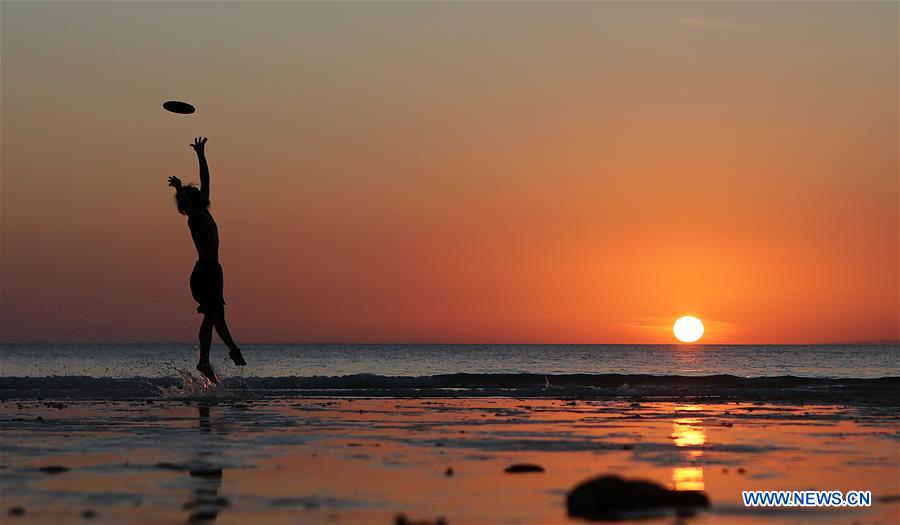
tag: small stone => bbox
[38,465,69,474]
[189,467,223,479]
[155,462,185,471]
[8,507,25,516]
[188,510,218,522]
[445,467,454,477]
[504,463,545,473]
[82,509,97,519]
[395,513,448,525]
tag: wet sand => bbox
[1,398,897,524]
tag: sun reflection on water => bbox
[672,466,705,491]
[671,405,707,491]
[672,418,706,447]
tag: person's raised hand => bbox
[168,175,182,188]
[190,137,208,155]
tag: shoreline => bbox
[2,396,898,524]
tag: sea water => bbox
[1,343,896,379]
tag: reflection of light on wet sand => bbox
[672,466,705,491]
[672,405,706,491]
[672,418,706,447]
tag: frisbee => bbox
[162,100,195,114]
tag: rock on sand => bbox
[566,474,709,520]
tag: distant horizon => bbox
[1,340,898,347]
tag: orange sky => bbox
[1,2,897,344]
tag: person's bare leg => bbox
[196,314,217,382]
[212,314,238,351]
[212,310,246,366]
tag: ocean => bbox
[1,343,898,400]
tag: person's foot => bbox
[196,361,218,384]
[229,348,247,366]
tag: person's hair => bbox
[174,183,210,215]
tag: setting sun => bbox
[673,316,704,343]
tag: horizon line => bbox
[1,340,898,347]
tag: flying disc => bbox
[162,100,195,114]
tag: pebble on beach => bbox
[189,467,223,479]
[504,463,545,473]
[395,513,448,525]
[38,465,69,474]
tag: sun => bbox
[673,316,704,343]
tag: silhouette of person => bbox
[168,137,246,383]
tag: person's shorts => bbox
[190,260,225,314]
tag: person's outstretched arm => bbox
[190,137,210,203]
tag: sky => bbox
[1,1,897,344]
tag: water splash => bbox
[156,367,222,399]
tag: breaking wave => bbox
[1,373,898,404]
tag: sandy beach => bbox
[2,396,897,524]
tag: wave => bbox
[1,373,899,404]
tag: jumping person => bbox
[168,137,246,383]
